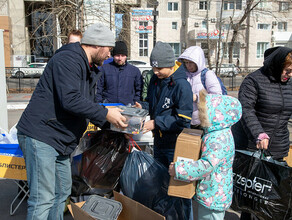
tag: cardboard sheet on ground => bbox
[68,191,165,220]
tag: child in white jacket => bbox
[178,46,222,128]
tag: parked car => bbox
[216,64,239,77]
[127,60,152,78]
[11,62,47,78]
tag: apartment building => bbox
[1,0,292,68]
[129,0,292,67]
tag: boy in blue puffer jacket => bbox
[169,90,242,220]
[136,41,193,219]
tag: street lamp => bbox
[152,1,159,47]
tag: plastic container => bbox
[81,195,122,220]
[110,106,148,134]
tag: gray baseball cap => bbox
[81,23,115,47]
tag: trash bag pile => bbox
[71,130,129,197]
[120,150,186,219]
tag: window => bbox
[168,2,178,11]
[168,43,180,58]
[201,42,209,57]
[279,2,289,11]
[278,22,288,31]
[172,22,178,30]
[257,0,268,8]
[139,33,148,57]
[224,0,242,10]
[199,1,209,10]
[222,24,232,30]
[222,42,240,58]
[257,23,270,30]
[202,20,207,29]
[257,42,269,58]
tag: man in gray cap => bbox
[136,41,193,219]
[16,23,127,220]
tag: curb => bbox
[7,103,28,110]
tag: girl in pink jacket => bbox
[178,46,222,128]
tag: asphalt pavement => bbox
[1,92,241,219]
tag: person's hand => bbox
[168,162,175,177]
[143,120,155,133]
[106,108,128,129]
[256,138,269,150]
[133,102,142,109]
[193,94,197,102]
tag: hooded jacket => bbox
[238,46,292,159]
[96,61,143,105]
[175,90,242,211]
[142,63,193,149]
[17,42,108,155]
[178,46,222,125]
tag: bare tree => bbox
[227,0,261,64]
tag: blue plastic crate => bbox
[0,144,23,157]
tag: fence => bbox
[5,66,261,93]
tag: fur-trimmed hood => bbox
[198,90,242,133]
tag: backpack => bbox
[200,68,227,95]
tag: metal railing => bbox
[5,67,43,93]
[5,66,261,93]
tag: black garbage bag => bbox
[71,130,129,196]
[120,150,185,219]
[231,150,292,220]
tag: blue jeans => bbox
[18,133,71,220]
[154,146,193,220]
[197,202,225,220]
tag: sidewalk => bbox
[6,93,31,110]
[5,90,240,107]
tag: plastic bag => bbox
[71,130,129,196]
[120,150,186,219]
[232,150,292,220]
[0,124,18,144]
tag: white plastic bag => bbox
[0,124,18,144]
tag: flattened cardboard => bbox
[0,155,27,180]
[168,128,202,199]
[68,192,165,220]
[113,191,165,220]
[284,145,292,167]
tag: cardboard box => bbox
[284,145,292,167]
[168,128,203,199]
[68,191,165,220]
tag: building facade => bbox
[1,0,292,68]
[129,0,292,68]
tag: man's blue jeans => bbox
[154,146,194,220]
[17,132,71,220]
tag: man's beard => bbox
[115,60,125,66]
[92,53,107,66]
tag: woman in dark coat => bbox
[234,46,292,219]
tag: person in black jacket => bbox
[136,41,193,220]
[96,41,143,105]
[233,46,292,220]
[16,23,127,220]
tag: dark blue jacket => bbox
[17,43,108,155]
[96,61,143,105]
[142,65,193,149]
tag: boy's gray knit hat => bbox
[81,23,115,47]
[150,41,175,68]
